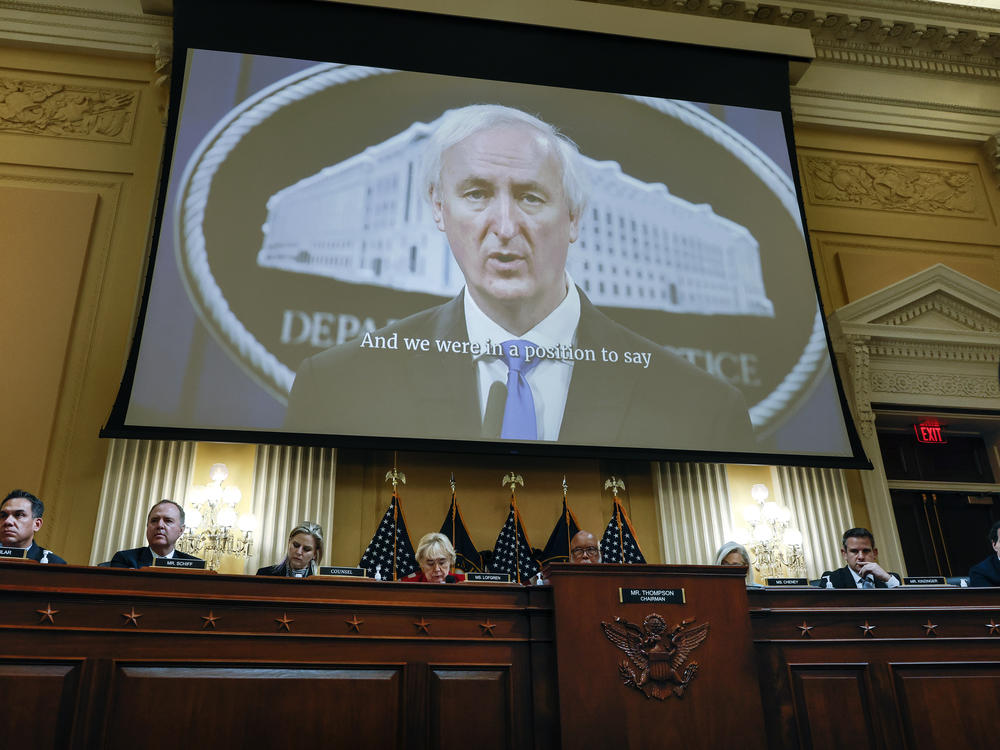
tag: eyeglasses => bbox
[571,546,600,559]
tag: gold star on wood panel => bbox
[121,607,143,627]
[922,620,938,636]
[345,615,364,632]
[479,619,497,636]
[986,619,1000,635]
[414,617,431,634]
[201,611,220,629]
[796,621,813,638]
[275,613,294,632]
[859,620,876,637]
[36,603,59,624]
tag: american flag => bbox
[600,496,646,564]
[359,490,419,580]
[490,501,539,583]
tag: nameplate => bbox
[619,588,685,604]
[152,557,206,569]
[766,577,808,586]
[904,576,946,586]
[0,546,28,559]
[319,566,367,577]
[466,572,510,583]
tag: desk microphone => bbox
[444,575,458,584]
[482,381,507,438]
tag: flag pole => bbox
[503,471,524,583]
[563,476,571,559]
[385,463,406,580]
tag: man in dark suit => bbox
[0,489,67,564]
[285,104,753,451]
[821,527,900,589]
[968,520,1000,587]
[110,499,202,568]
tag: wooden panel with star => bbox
[0,561,554,749]
[748,587,1000,749]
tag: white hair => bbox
[420,104,589,218]
[714,541,754,585]
[415,532,456,567]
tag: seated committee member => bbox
[109,500,202,568]
[714,541,754,585]
[0,489,67,564]
[968,520,1000,587]
[257,521,324,578]
[403,532,465,583]
[821,527,900,589]
[285,104,754,451]
[570,530,602,564]
[532,528,602,584]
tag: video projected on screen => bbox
[119,42,857,462]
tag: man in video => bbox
[285,104,753,449]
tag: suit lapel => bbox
[559,294,637,443]
[407,294,480,437]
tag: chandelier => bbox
[736,483,805,580]
[177,463,256,570]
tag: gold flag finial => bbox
[502,472,524,494]
[385,467,406,489]
[604,476,625,499]
[562,476,569,498]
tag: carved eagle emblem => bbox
[600,614,710,699]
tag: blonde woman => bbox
[257,521,324,578]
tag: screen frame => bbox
[102,0,871,470]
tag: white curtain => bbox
[772,465,854,580]
[248,444,336,573]
[653,462,733,565]
[90,438,196,564]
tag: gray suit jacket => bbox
[285,290,754,451]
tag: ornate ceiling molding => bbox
[582,0,1000,81]
[0,1,170,58]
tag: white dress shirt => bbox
[464,276,581,441]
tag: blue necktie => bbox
[500,339,541,440]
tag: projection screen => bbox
[104,0,868,467]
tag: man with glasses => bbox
[570,530,602,564]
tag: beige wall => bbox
[0,45,168,562]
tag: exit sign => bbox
[914,422,946,444]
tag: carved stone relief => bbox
[870,370,1000,399]
[843,334,875,437]
[0,78,137,142]
[985,133,1000,186]
[803,156,981,216]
